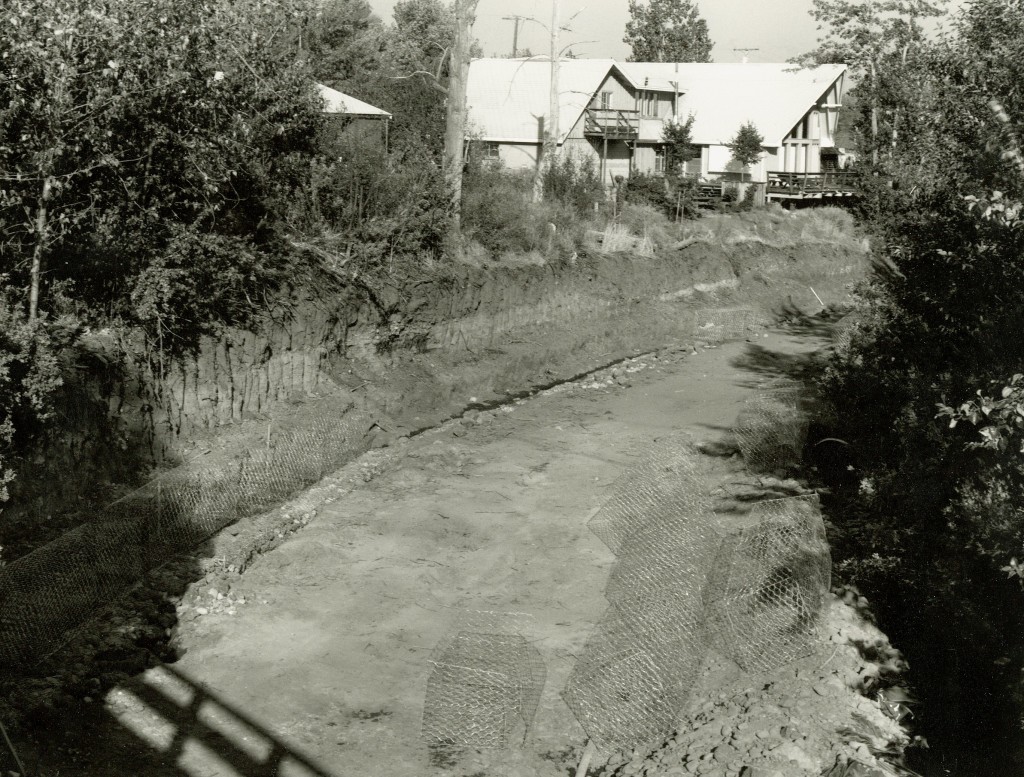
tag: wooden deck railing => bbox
[766,171,858,193]
[584,109,640,139]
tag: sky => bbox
[366,0,829,63]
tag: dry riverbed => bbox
[30,327,909,777]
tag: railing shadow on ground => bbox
[11,664,339,777]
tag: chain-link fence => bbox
[0,405,374,672]
[421,610,546,752]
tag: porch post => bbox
[602,135,608,184]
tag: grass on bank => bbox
[461,158,866,267]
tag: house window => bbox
[599,91,613,110]
[467,141,500,162]
[788,113,812,141]
[654,146,666,174]
[638,91,658,117]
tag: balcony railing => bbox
[584,109,639,140]
[766,171,858,194]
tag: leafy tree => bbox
[662,114,697,176]
[296,0,384,88]
[801,0,946,164]
[624,0,713,63]
[727,121,764,181]
[389,0,459,77]
[0,0,325,333]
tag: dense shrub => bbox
[280,133,449,273]
[623,172,703,219]
[461,163,541,255]
[542,153,605,217]
[623,173,674,217]
[808,27,1024,766]
[0,287,79,512]
[462,156,599,258]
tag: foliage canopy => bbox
[623,0,713,63]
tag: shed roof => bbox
[466,58,673,145]
[317,83,392,118]
[617,63,846,146]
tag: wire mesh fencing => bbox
[587,435,711,555]
[562,589,712,753]
[704,495,831,675]
[733,382,808,474]
[564,421,831,754]
[421,610,546,753]
[0,406,374,672]
[693,308,755,344]
[565,435,720,753]
[832,311,866,352]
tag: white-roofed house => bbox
[316,83,392,149]
[465,58,679,186]
[618,63,847,184]
[465,60,846,190]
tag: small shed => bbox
[316,83,392,150]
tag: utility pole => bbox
[733,47,759,63]
[503,14,527,57]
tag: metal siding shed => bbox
[316,84,392,118]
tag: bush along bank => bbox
[812,299,1024,777]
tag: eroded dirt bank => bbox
[5,211,866,542]
[26,329,911,777]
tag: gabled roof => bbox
[317,84,392,118]
[466,58,673,145]
[617,63,846,146]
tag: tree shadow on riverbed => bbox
[730,341,825,387]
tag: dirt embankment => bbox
[3,209,895,777]
[6,210,868,541]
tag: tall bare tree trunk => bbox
[443,0,478,236]
[890,43,909,156]
[534,0,560,202]
[28,176,53,323]
[870,59,879,166]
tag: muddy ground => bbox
[23,323,909,777]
